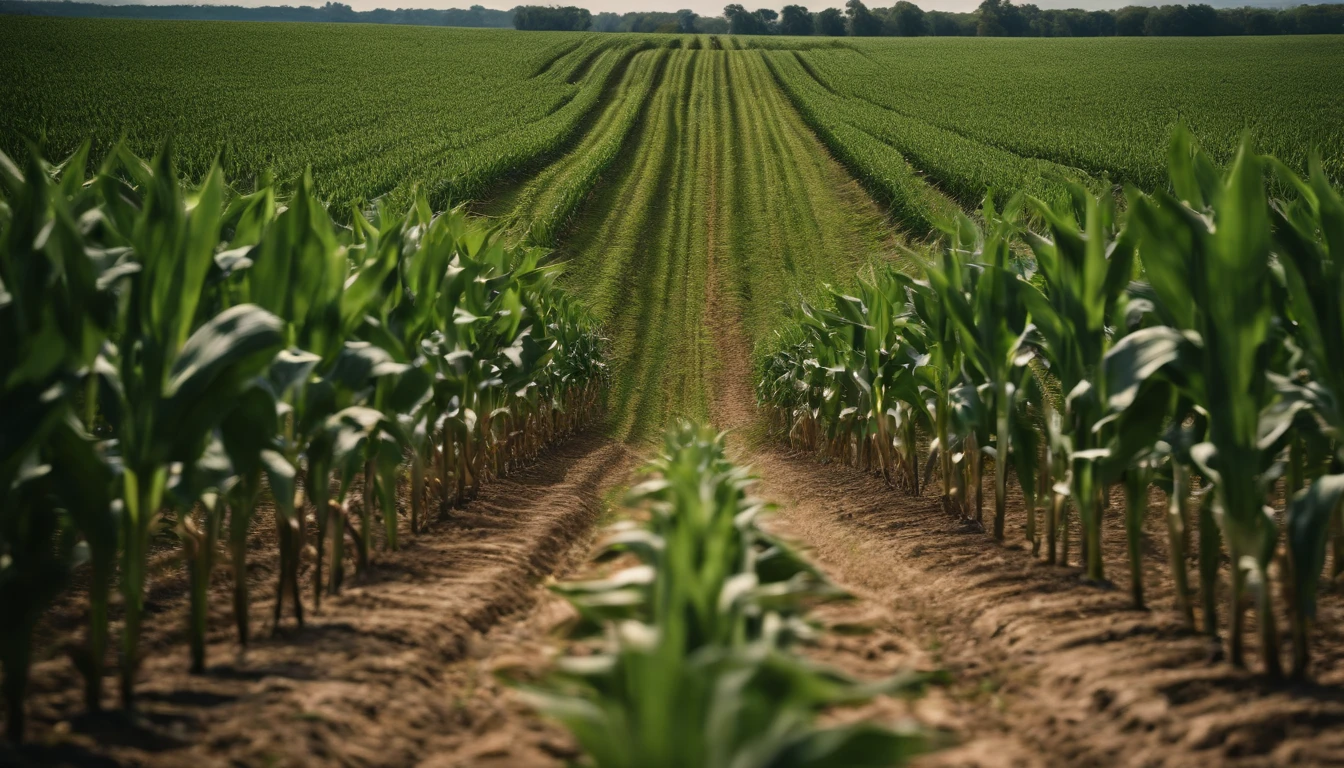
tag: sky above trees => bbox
[93,0,1300,20]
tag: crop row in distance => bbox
[576,47,714,441]
[4,21,1339,227]
[717,51,903,341]
[791,36,1344,197]
[539,48,898,441]
[0,19,682,214]
[484,46,670,246]
[762,49,964,238]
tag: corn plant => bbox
[1,143,610,740]
[1019,185,1136,582]
[755,271,933,496]
[91,148,286,705]
[523,424,936,768]
[1119,131,1287,673]
[557,423,841,648]
[226,172,346,614]
[1,144,124,736]
[170,436,232,674]
[929,204,1036,541]
[757,126,1344,682]
[905,245,968,515]
[1265,151,1344,678]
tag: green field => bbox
[797,36,1344,191]
[5,13,1344,764]
[0,18,661,210]
[3,17,1343,442]
[4,21,1341,219]
[4,18,1342,438]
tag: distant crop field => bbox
[3,20,1343,431]
[0,17,652,210]
[3,19,1340,214]
[791,35,1344,195]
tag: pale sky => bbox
[421,0,1286,13]
[100,0,1294,21]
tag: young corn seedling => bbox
[1020,183,1137,582]
[1124,130,1286,674]
[1265,151,1344,679]
[523,424,938,768]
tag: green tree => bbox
[887,0,926,34]
[815,5,847,33]
[512,5,591,30]
[725,3,764,33]
[780,4,814,33]
[846,0,882,34]
[976,0,1005,34]
[756,6,779,32]
[1114,5,1149,34]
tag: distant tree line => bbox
[588,9,729,33]
[0,0,514,26]
[7,0,1340,36]
[513,4,590,30]
[700,0,1344,37]
[562,1,1344,36]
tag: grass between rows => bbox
[518,48,908,443]
[490,47,668,245]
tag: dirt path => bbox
[7,435,638,768]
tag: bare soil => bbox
[747,448,1344,767]
[3,435,636,768]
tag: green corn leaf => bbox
[1288,474,1344,621]
[161,304,284,460]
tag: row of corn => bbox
[523,423,936,767]
[756,129,1344,680]
[0,143,608,742]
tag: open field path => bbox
[5,435,639,768]
[538,48,900,442]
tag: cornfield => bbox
[799,36,1344,193]
[3,17,1344,766]
[0,19,675,215]
[0,143,608,741]
[756,128,1344,680]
